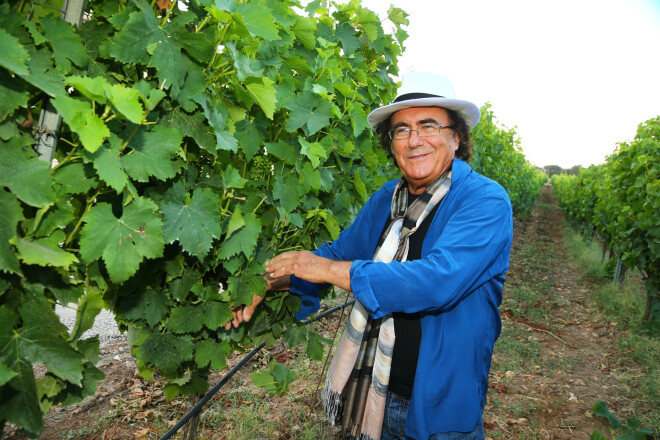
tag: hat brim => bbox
[367,97,481,130]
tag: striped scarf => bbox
[322,171,452,440]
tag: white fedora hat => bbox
[368,72,481,130]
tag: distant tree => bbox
[566,165,583,176]
[544,165,563,177]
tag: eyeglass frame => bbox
[388,122,454,140]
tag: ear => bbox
[452,132,460,151]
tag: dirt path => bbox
[483,185,626,439]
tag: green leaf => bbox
[336,22,360,56]
[234,4,280,41]
[161,187,222,258]
[0,362,17,386]
[121,126,183,182]
[306,330,331,360]
[53,162,99,194]
[19,46,65,98]
[250,362,296,394]
[0,74,28,123]
[109,6,162,64]
[149,38,187,90]
[69,287,104,342]
[83,135,128,192]
[134,332,194,374]
[106,84,144,123]
[222,164,245,189]
[116,289,170,326]
[65,75,108,104]
[12,232,78,269]
[0,140,55,207]
[354,171,367,203]
[52,94,109,152]
[40,15,88,73]
[349,103,370,138]
[195,339,230,370]
[169,305,205,333]
[265,140,297,163]
[160,106,216,154]
[324,212,340,240]
[272,173,300,214]
[19,300,84,385]
[0,189,23,274]
[0,27,29,75]
[203,301,234,330]
[0,360,43,436]
[79,197,165,283]
[244,77,277,120]
[593,399,622,429]
[226,206,245,238]
[298,137,328,168]
[298,161,322,192]
[283,324,306,347]
[284,91,332,135]
[218,212,261,260]
[387,6,409,27]
[292,16,316,50]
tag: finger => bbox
[243,295,264,321]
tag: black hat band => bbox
[393,93,443,103]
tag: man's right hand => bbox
[223,274,291,330]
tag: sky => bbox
[358,0,660,169]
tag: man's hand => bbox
[222,273,291,330]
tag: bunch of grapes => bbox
[249,155,274,183]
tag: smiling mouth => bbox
[409,153,430,160]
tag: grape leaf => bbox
[18,300,84,385]
[298,137,328,168]
[226,206,245,238]
[19,46,66,98]
[121,126,183,182]
[244,76,277,120]
[292,16,316,50]
[265,140,297,163]
[0,189,23,274]
[169,305,205,333]
[349,103,370,138]
[79,197,165,283]
[0,27,29,75]
[195,339,231,370]
[148,37,187,90]
[82,135,128,192]
[0,74,28,123]
[0,360,43,436]
[65,75,108,104]
[0,362,17,386]
[272,173,300,214]
[134,332,194,374]
[234,4,280,41]
[306,330,331,361]
[12,231,78,269]
[222,164,245,189]
[298,161,322,192]
[161,187,222,258]
[284,91,332,135]
[217,212,261,260]
[40,15,88,73]
[0,140,55,208]
[53,162,99,194]
[106,84,144,124]
[235,119,265,160]
[52,95,109,153]
[387,6,409,27]
[116,289,170,326]
[67,287,104,343]
[108,6,162,64]
[203,301,234,329]
[335,22,360,56]
[160,106,216,153]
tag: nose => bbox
[408,129,424,148]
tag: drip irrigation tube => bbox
[158,298,356,440]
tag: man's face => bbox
[390,107,458,195]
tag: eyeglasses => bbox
[388,123,454,140]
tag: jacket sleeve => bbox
[349,193,513,319]
[289,188,389,319]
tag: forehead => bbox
[390,106,450,125]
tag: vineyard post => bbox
[34,0,87,164]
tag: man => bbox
[230,72,513,440]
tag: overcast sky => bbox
[358,0,660,169]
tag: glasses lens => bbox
[418,124,440,136]
[391,127,410,139]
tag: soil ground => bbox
[3,186,650,439]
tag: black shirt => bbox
[388,191,440,399]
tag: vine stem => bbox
[64,190,101,246]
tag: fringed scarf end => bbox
[321,377,343,426]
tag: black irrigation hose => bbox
[158,298,356,440]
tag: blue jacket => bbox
[290,159,513,439]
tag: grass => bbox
[564,229,660,434]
